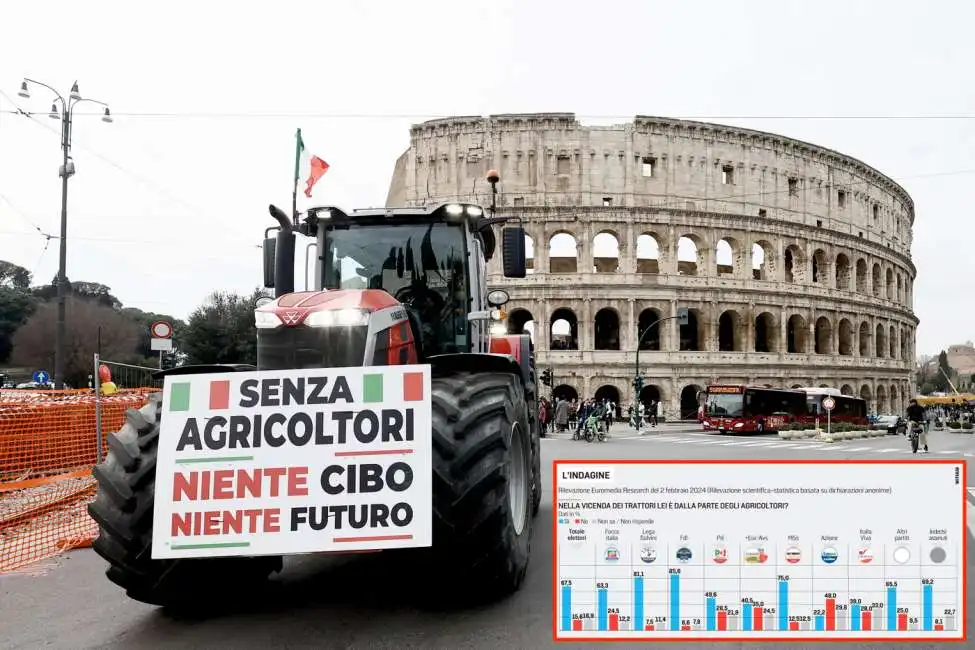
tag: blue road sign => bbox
[33,370,50,384]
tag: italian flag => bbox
[295,128,329,198]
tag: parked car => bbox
[874,414,906,435]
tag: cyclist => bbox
[905,398,928,454]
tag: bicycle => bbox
[908,421,923,454]
[583,414,606,443]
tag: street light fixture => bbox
[19,77,113,389]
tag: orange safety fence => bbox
[0,388,159,573]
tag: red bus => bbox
[794,387,868,426]
[703,385,807,434]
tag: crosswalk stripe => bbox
[845,447,873,452]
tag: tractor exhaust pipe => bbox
[269,204,295,298]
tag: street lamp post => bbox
[632,308,689,432]
[18,79,112,389]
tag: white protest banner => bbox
[150,365,432,559]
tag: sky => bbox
[0,0,972,357]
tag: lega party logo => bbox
[640,547,657,563]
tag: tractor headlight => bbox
[304,308,370,328]
[490,323,507,337]
[445,204,464,217]
[254,311,282,329]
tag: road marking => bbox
[845,447,874,452]
[876,448,902,453]
[938,450,963,455]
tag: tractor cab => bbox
[259,200,527,370]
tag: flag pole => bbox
[292,128,302,226]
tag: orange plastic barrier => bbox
[0,389,158,573]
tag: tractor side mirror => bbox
[501,226,527,278]
[263,237,276,288]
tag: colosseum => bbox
[385,113,919,420]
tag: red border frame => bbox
[551,459,968,643]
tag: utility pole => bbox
[633,308,689,432]
[18,79,112,389]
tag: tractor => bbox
[88,175,541,607]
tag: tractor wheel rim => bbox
[509,421,528,536]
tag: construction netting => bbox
[0,388,158,573]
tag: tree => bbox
[933,350,955,393]
[31,278,121,309]
[11,296,141,387]
[181,288,269,365]
[0,261,37,362]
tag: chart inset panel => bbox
[554,460,966,641]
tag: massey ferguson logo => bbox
[281,311,302,325]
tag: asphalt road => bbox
[1,423,971,649]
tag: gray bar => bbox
[693,624,701,631]
[800,620,809,631]
[911,621,918,631]
[727,615,738,631]
[946,616,955,631]
[584,619,594,631]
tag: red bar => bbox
[609,614,619,631]
[789,621,799,631]
[209,380,231,410]
[897,613,907,631]
[717,610,728,631]
[825,598,836,631]
[754,607,764,631]
[681,625,691,631]
[645,624,655,631]
[572,619,582,631]
[935,623,944,631]
[862,611,872,631]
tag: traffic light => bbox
[633,374,644,392]
[540,369,553,387]
[677,307,689,326]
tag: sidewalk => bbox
[543,420,698,440]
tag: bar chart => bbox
[554,460,965,640]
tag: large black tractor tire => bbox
[431,369,533,599]
[526,368,542,518]
[88,393,282,608]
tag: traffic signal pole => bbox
[633,309,688,433]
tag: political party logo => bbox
[743,547,768,564]
[605,546,620,562]
[711,544,728,564]
[640,547,657,563]
[821,547,839,564]
[858,547,874,564]
[676,547,693,562]
[784,547,802,564]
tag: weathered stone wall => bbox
[386,113,918,418]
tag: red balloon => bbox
[98,364,112,383]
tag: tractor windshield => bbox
[322,221,469,354]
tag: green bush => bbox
[963,422,973,430]
[948,421,962,429]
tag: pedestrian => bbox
[555,397,569,433]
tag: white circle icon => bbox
[892,546,911,564]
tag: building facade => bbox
[386,113,919,419]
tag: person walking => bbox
[555,397,570,433]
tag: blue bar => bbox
[815,615,825,631]
[634,577,644,631]
[923,583,933,631]
[561,586,572,631]
[669,573,680,631]
[778,579,788,631]
[743,603,753,631]
[851,604,861,631]
[598,588,608,631]
[887,587,896,631]
[706,597,717,631]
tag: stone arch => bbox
[718,309,743,351]
[900,327,909,359]
[592,231,620,273]
[679,308,704,351]
[875,323,886,358]
[871,263,882,297]
[594,384,621,406]
[896,274,903,303]
[811,248,829,285]
[716,236,743,276]
[636,232,661,274]
[593,307,621,350]
[637,308,663,350]
[814,316,832,354]
[791,384,803,389]
[888,324,896,358]
[506,308,535,342]
[787,314,808,353]
[639,385,663,405]
[552,384,578,401]
[754,311,778,352]
[524,234,535,274]
[835,253,851,290]
[890,383,900,413]
[840,384,855,396]
[855,258,868,293]
[680,384,703,420]
[752,240,775,280]
[885,267,894,300]
[858,321,872,356]
[860,384,872,408]
[548,232,578,274]
[784,244,806,283]
[837,318,853,356]
[550,307,579,350]
[677,234,703,276]
[876,384,888,413]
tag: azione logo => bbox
[821,547,839,564]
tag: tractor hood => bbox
[255,289,403,328]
